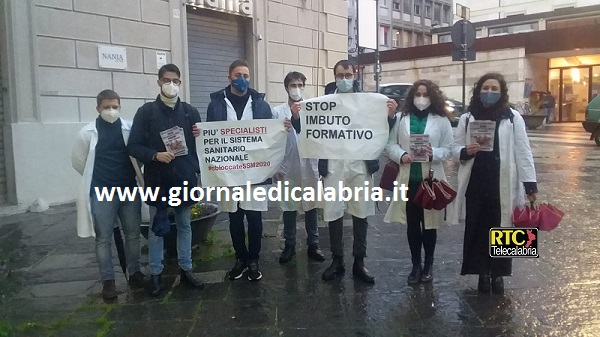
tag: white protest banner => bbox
[297,93,389,160]
[197,119,287,187]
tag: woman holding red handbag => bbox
[384,80,454,284]
[448,73,538,294]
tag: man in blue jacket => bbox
[207,60,290,282]
[128,64,204,297]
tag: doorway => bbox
[549,66,592,122]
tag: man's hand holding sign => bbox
[297,93,393,160]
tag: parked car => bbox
[445,98,466,127]
[379,83,412,111]
[582,94,600,146]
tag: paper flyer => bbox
[160,126,188,157]
[410,134,430,162]
[469,121,496,152]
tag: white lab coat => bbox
[272,103,320,212]
[71,118,148,238]
[383,113,454,229]
[219,95,270,213]
[447,109,537,227]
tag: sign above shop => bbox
[187,0,253,17]
[98,45,127,70]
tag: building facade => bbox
[348,0,453,57]
[0,0,348,208]
[360,4,600,124]
[452,0,599,23]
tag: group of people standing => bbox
[72,58,537,300]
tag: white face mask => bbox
[289,88,303,101]
[100,108,119,123]
[162,83,179,98]
[414,97,431,111]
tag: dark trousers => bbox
[406,181,437,266]
[461,196,512,277]
[283,208,319,247]
[229,207,263,261]
[328,216,368,258]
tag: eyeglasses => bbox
[335,73,354,80]
[160,78,181,86]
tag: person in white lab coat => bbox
[384,80,454,285]
[319,60,398,284]
[449,73,537,294]
[272,71,325,264]
[71,89,146,299]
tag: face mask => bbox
[100,108,119,124]
[336,79,354,93]
[414,97,431,111]
[480,91,501,108]
[232,76,249,93]
[162,83,179,98]
[289,88,303,101]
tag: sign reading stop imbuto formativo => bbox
[196,120,287,187]
[297,93,390,160]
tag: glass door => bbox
[560,67,590,122]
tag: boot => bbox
[149,274,163,297]
[128,271,146,290]
[421,263,433,283]
[321,255,345,281]
[478,274,491,293]
[407,264,422,285]
[180,269,205,289]
[279,245,296,264]
[101,280,118,300]
[352,257,375,284]
[307,244,325,262]
[491,276,504,294]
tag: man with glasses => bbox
[319,60,398,284]
[207,60,290,282]
[272,71,325,264]
[128,64,204,297]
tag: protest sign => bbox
[297,93,389,160]
[197,120,287,187]
[469,120,496,152]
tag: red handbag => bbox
[379,160,400,191]
[413,168,456,210]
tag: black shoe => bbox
[322,256,345,281]
[478,274,491,293]
[279,245,296,264]
[128,271,146,290]
[228,259,248,280]
[102,280,118,300]
[407,264,421,285]
[180,269,205,289]
[149,274,163,297]
[421,264,433,283]
[247,260,262,281]
[307,244,325,262]
[491,277,504,294]
[352,258,375,284]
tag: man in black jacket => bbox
[319,60,398,284]
[206,60,290,282]
[128,64,204,297]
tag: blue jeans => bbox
[283,208,319,247]
[90,197,142,281]
[148,206,192,275]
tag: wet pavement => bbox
[1,123,599,336]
